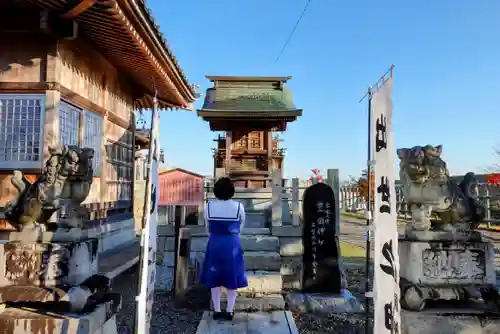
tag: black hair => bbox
[213,177,235,201]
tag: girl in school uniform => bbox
[200,177,248,320]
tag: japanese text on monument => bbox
[311,202,331,277]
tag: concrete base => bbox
[0,302,117,334]
[399,238,499,311]
[219,295,286,312]
[238,271,283,296]
[195,311,298,334]
[285,289,364,314]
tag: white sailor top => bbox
[204,200,246,235]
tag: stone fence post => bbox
[291,177,300,226]
[272,169,283,227]
[327,169,341,235]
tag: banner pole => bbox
[362,65,399,334]
[364,87,373,334]
[135,91,159,334]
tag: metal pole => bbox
[364,87,372,334]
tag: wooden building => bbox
[198,76,302,188]
[0,1,195,248]
[158,168,204,207]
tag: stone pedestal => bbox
[0,234,121,332]
[0,238,98,287]
[399,235,499,311]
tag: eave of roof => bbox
[159,167,205,179]
[197,110,303,118]
[26,0,196,109]
[118,0,196,103]
[206,76,292,83]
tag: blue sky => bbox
[147,0,500,180]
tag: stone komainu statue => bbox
[4,145,94,231]
[397,145,485,231]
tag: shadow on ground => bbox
[112,266,203,334]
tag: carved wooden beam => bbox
[60,0,97,19]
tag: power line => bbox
[275,0,313,64]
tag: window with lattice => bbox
[0,94,44,169]
[59,101,103,177]
[106,133,133,202]
[59,101,80,146]
[83,111,103,176]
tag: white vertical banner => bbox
[136,107,160,334]
[371,75,401,334]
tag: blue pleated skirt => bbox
[200,234,248,290]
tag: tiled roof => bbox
[201,87,298,112]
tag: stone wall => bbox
[155,225,176,292]
[154,224,306,293]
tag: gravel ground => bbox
[293,259,500,334]
[293,264,373,334]
[110,238,500,333]
[112,267,204,334]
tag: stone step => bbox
[190,235,279,252]
[241,227,271,235]
[241,236,279,252]
[246,211,268,228]
[237,271,283,296]
[219,295,286,312]
[244,251,281,271]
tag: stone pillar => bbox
[225,131,232,174]
[197,204,205,226]
[180,206,187,226]
[197,179,205,226]
[272,169,282,227]
[291,178,300,226]
[327,169,341,237]
[267,131,273,174]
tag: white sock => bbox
[211,287,221,312]
[226,289,237,313]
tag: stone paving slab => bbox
[195,311,298,334]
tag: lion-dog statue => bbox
[397,145,485,231]
[4,145,94,231]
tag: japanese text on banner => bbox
[371,75,401,334]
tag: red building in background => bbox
[159,168,204,206]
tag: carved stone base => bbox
[404,229,483,242]
[0,239,98,287]
[0,300,120,334]
[399,238,498,311]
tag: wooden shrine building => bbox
[0,1,195,243]
[198,76,302,188]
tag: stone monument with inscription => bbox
[302,183,341,293]
[0,145,120,333]
[397,145,498,311]
[286,182,363,314]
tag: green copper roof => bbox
[201,87,298,111]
